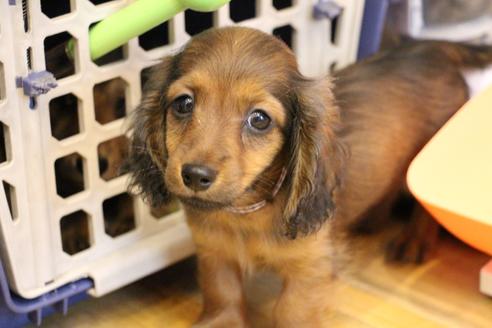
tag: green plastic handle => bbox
[68,0,230,60]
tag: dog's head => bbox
[126,27,343,238]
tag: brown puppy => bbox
[126,27,492,326]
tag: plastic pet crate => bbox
[0,0,365,323]
[357,0,390,59]
[388,0,492,43]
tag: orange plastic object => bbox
[407,85,492,256]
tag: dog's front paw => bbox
[385,204,440,264]
[385,231,431,263]
[385,223,439,264]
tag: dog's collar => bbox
[225,168,287,215]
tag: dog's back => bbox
[332,42,492,254]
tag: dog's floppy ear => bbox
[283,77,345,239]
[124,55,181,208]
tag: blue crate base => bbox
[0,260,92,327]
[0,293,88,328]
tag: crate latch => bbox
[16,71,58,109]
[313,0,343,20]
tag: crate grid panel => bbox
[0,1,43,294]
[0,0,364,299]
[37,2,182,281]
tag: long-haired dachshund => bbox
[126,27,492,326]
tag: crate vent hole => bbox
[93,46,126,66]
[273,25,295,50]
[44,32,77,79]
[139,21,171,51]
[93,78,127,124]
[60,210,91,255]
[41,0,71,18]
[0,122,11,164]
[140,65,159,92]
[330,13,341,45]
[49,93,81,140]
[0,62,5,100]
[54,153,86,198]
[2,181,18,221]
[150,197,181,219]
[98,135,129,181]
[89,0,117,4]
[22,0,29,32]
[230,0,256,22]
[103,193,136,237]
[273,0,293,10]
[185,10,214,36]
[26,47,32,70]
[90,22,127,66]
[329,62,337,73]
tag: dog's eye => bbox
[247,110,271,131]
[171,95,194,117]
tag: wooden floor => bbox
[38,235,492,328]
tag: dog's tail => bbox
[439,42,492,68]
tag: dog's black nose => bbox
[181,164,217,191]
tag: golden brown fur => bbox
[125,27,492,326]
[333,41,492,261]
